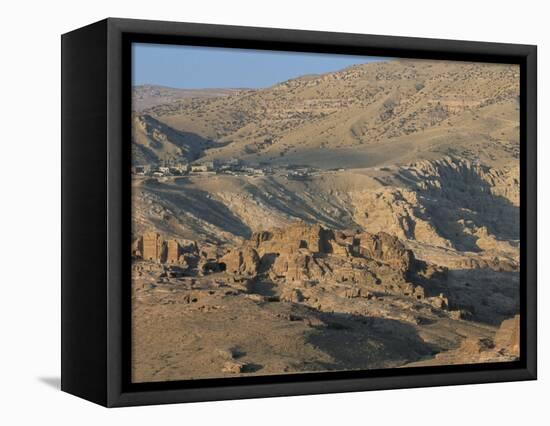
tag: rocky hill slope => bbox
[132,156,519,260]
[132,114,215,165]
[136,59,519,169]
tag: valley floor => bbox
[131,262,518,382]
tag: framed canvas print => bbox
[61,18,537,407]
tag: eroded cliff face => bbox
[349,157,519,252]
[132,156,519,264]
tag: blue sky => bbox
[132,43,387,89]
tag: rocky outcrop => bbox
[408,314,520,367]
[453,255,518,272]
[351,187,452,248]
[404,156,519,207]
[280,287,305,303]
[357,232,414,271]
[221,247,260,276]
[494,314,520,357]
[250,222,333,255]
[249,222,417,269]
[132,114,209,165]
[134,223,446,305]
[244,222,431,302]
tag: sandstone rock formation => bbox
[133,232,182,264]
[357,232,413,272]
[227,222,431,305]
[221,247,260,276]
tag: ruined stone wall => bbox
[143,232,162,262]
[166,240,180,264]
[138,233,184,264]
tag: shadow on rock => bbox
[302,310,439,371]
[444,268,520,326]
[398,158,519,252]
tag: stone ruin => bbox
[217,221,442,302]
[166,239,180,264]
[133,232,183,264]
[142,232,162,261]
[132,222,449,308]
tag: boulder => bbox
[222,361,245,374]
[459,337,495,355]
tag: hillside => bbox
[132,156,519,256]
[139,59,519,169]
[132,114,216,165]
[133,84,243,111]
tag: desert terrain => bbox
[131,58,520,382]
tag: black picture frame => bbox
[61,17,537,407]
